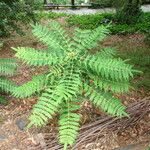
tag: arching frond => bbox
[0,58,16,75]
[60,64,81,100]
[28,84,64,127]
[83,56,134,81]
[73,26,109,52]
[28,65,81,127]
[90,75,131,93]
[83,83,128,117]
[49,21,72,52]
[97,47,117,59]
[13,47,63,66]
[0,58,16,102]
[14,22,136,149]
[31,23,66,52]
[59,102,80,150]
[0,77,16,93]
[73,28,92,53]
[13,74,46,98]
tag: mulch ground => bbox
[0,27,150,150]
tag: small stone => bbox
[131,133,137,137]
[124,101,128,105]
[0,135,6,141]
[16,119,26,131]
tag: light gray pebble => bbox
[0,135,7,141]
[16,119,27,131]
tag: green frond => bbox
[0,58,16,76]
[0,58,16,101]
[73,26,109,52]
[83,83,128,117]
[0,77,16,93]
[49,21,72,52]
[97,47,117,59]
[91,75,131,93]
[83,56,134,81]
[59,102,80,149]
[13,47,63,66]
[13,22,137,149]
[28,86,63,127]
[28,64,81,127]
[31,23,67,52]
[60,65,81,100]
[12,74,46,98]
[50,64,64,77]
[73,28,92,53]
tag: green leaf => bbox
[13,47,63,66]
[83,83,128,117]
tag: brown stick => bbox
[30,97,150,150]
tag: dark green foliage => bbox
[144,30,150,45]
[66,13,113,29]
[110,22,150,34]
[115,0,142,24]
[90,0,150,8]
[14,22,137,149]
[36,12,67,20]
[142,0,150,4]
[1,0,19,5]
[90,0,113,8]
[0,0,35,37]
[115,8,142,25]
[0,96,8,105]
[25,0,44,10]
[66,12,150,34]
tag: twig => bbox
[30,97,150,150]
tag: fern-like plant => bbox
[13,22,137,149]
[0,58,17,104]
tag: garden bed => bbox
[0,20,150,149]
